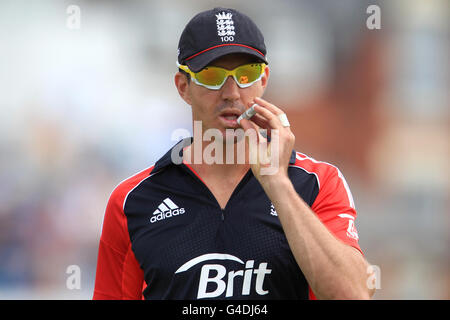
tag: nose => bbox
[220,76,240,101]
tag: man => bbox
[93,7,374,300]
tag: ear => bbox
[174,72,192,105]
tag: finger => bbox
[252,104,282,129]
[239,111,267,132]
[249,113,270,129]
[253,104,293,133]
[248,114,273,140]
[240,118,265,166]
[240,118,267,144]
[239,117,258,132]
[254,97,285,115]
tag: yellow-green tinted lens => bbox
[235,64,263,85]
[196,67,227,86]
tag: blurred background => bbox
[0,0,448,299]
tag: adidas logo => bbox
[150,198,185,224]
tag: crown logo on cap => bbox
[215,11,235,41]
[215,12,233,20]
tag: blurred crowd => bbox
[0,0,448,299]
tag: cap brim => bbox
[185,45,268,73]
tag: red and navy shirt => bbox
[93,138,362,300]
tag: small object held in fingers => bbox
[237,104,258,125]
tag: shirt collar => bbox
[152,137,297,173]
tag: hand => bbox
[239,97,295,185]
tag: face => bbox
[175,53,269,139]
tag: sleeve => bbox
[93,184,145,300]
[310,165,363,255]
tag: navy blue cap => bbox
[177,7,268,72]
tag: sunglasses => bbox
[177,61,267,90]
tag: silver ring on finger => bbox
[278,113,290,127]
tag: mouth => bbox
[218,109,242,128]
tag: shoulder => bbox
[289,151,340,188]
[289,151,355,208]
[108,165,156,211]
